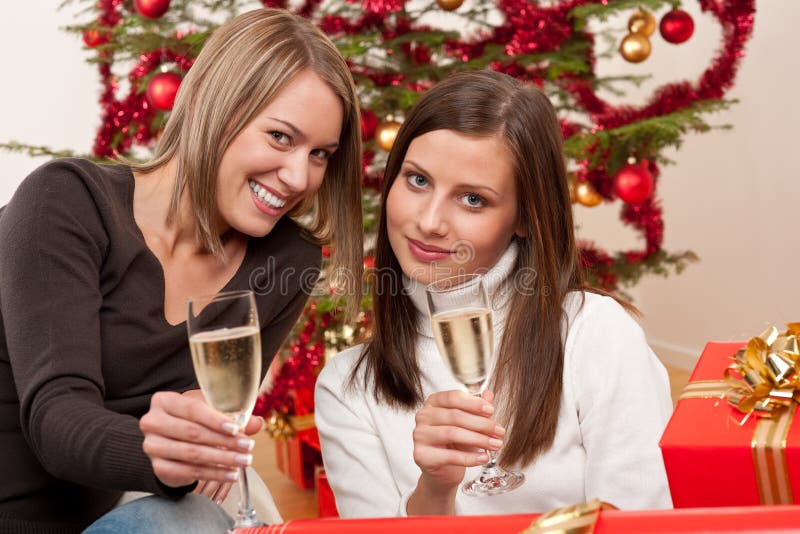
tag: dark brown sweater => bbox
[0,159,321,533]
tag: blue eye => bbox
[461,193,485,208]
[407,173,428,188]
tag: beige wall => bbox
[2,2,796,369]
[575,2,800,368]
[0,2,97,201]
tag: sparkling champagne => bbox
[189,325,261,426]
[431,308,493,394]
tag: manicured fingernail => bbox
[214,498,223,505]
[477,453,489,463]
[235,453,253,466]
[494,425,506,436]
[226,470,240,481]
[489,438,503,450]
[222,422,238,435]
[482,404,494,415]
[237,438,255,451]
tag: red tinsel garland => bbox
[254,306,327,418]
[91,2,193,157]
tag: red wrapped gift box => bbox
[240,505,800,533]
[275,428,323,490]
[659,342,800,507]
[315,467,338,518]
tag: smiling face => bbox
[215,69,344,237]
[385,129,523,285]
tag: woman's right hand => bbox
[411,389,505,493]
[139,390,259,489]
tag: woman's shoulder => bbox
[316,343,369,395]
[562,291,664,384]
[20,157,126,190]
[562,291,651,368]
[6,158,128,215]
[318,343,366,381]
[563,290,640,337]
[1,158,127,245]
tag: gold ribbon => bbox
[679,379,728,400]
[264,410,316,439]
[520,500,617,534]
[752,408,793,504]
[724,324,800,417]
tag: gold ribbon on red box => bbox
[678,323,800,505]
[520,500,617,534]
[265,409,316,439]
[725,324,800,417]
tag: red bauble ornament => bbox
[613,163,654,204]
[146,71,182,111]
[660,9,694,44]
[361,109,378,141]
[82,29,109,48]
[134,0,170,19]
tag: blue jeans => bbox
[83,494,233,533]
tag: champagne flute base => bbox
[229,510,265,532]
[462,468,525,497]
[229,466,265,530]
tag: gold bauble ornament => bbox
[628,9,656,36]
[436,0,464,11]
[619,32,651,63]
[568,176,578,204]
[575,181,603,207]
[375,119,402,152]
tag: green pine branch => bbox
[571,0,680,24]
[563,99,736,170]
[614,249,699,287]
[0,142,79,159]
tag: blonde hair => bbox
[130,8,363,318]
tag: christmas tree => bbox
[3,0,755,429]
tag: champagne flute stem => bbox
[472,391,499,468]
[233,467,261,528]
[238,467,252,517]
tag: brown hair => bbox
[129,8,363,317]
[352,70,595,466]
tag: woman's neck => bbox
[133,159,212,257]
[403,242,520,338]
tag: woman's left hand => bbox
[194,480,233,504]
[183,389,262,505]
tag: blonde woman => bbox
[0,8,362,533]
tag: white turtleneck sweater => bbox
[315,244,673,517]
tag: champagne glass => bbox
[426,274,525,496]
[187,290,264,529]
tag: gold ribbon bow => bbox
[725,324,800,418]
[521,500,617,534]
[264,410,316,439]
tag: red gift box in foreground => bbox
[659,342,800,507]
[315,467,338,518]
[240,505,800,533]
